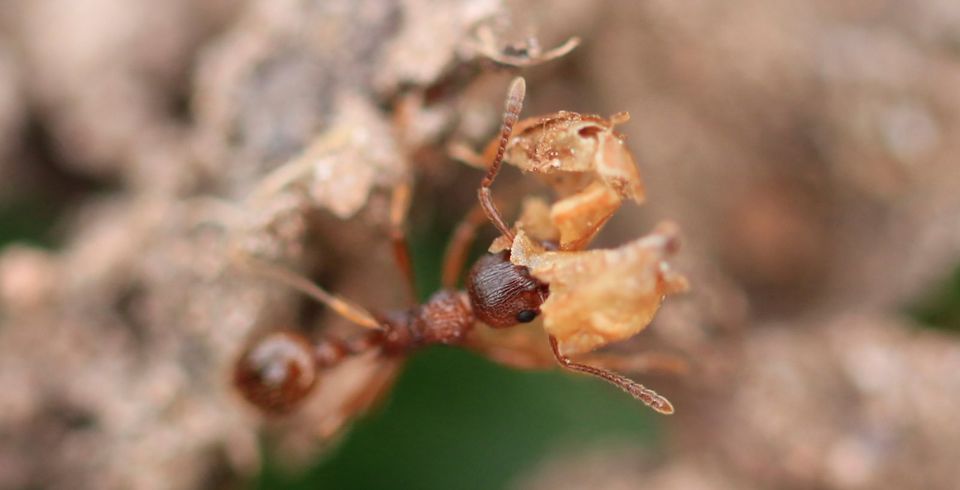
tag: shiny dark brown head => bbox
[233,330,318,413]
[465,251,549,328]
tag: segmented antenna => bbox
[549,335,675,414]
[478,77,526,241]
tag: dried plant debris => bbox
[465,24,581,67]
[476,111,645,250]
[465,76,687,410]
[506,223,688,356]
[373,0,501,90]
[252,94,408,219]
[497,111,644,200]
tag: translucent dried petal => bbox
[480,111,646,249]
[466,25,581,67]
[549,181,622,250]
[509,223,689,356]
[487,197,558,254]
[489,185,622,252]
[517,197,560,244]
[594,113,645,201]
[495,111,644,200]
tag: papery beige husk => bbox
[508,223,689,356]
[484,112,645,250]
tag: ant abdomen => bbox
[233,330,318,413]
[466,251,550,328]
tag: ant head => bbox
[466,251,550,328]
[233,330,317,413]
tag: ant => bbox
[233,78,676,418]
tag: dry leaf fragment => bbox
[493,111,643,199]
[516,196,560,244]
[509,222,689,356]
[487,184,625,253]
[486,196,559,253]
[549,181,623,251]
[480,111,645,249]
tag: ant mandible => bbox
[233,77,675,417]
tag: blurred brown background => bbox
[1,0,959,489]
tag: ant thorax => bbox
[377,290,476,354]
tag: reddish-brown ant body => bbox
[234,78,676,417]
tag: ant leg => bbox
[478,77,526,241]
[389,180,417,301]
[315,357,403,439]
[447,141,488,169]
[233,252,382,330]
[549,335,675,415]
[441,204,488,289]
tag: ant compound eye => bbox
[515,309,538,323]
[234,331,318,413]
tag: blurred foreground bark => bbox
[0,0,506,487]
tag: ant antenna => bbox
[234,252,382,330]
[549,335,675,414]
[479,77,526,241]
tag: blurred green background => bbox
[255,347,660,490]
